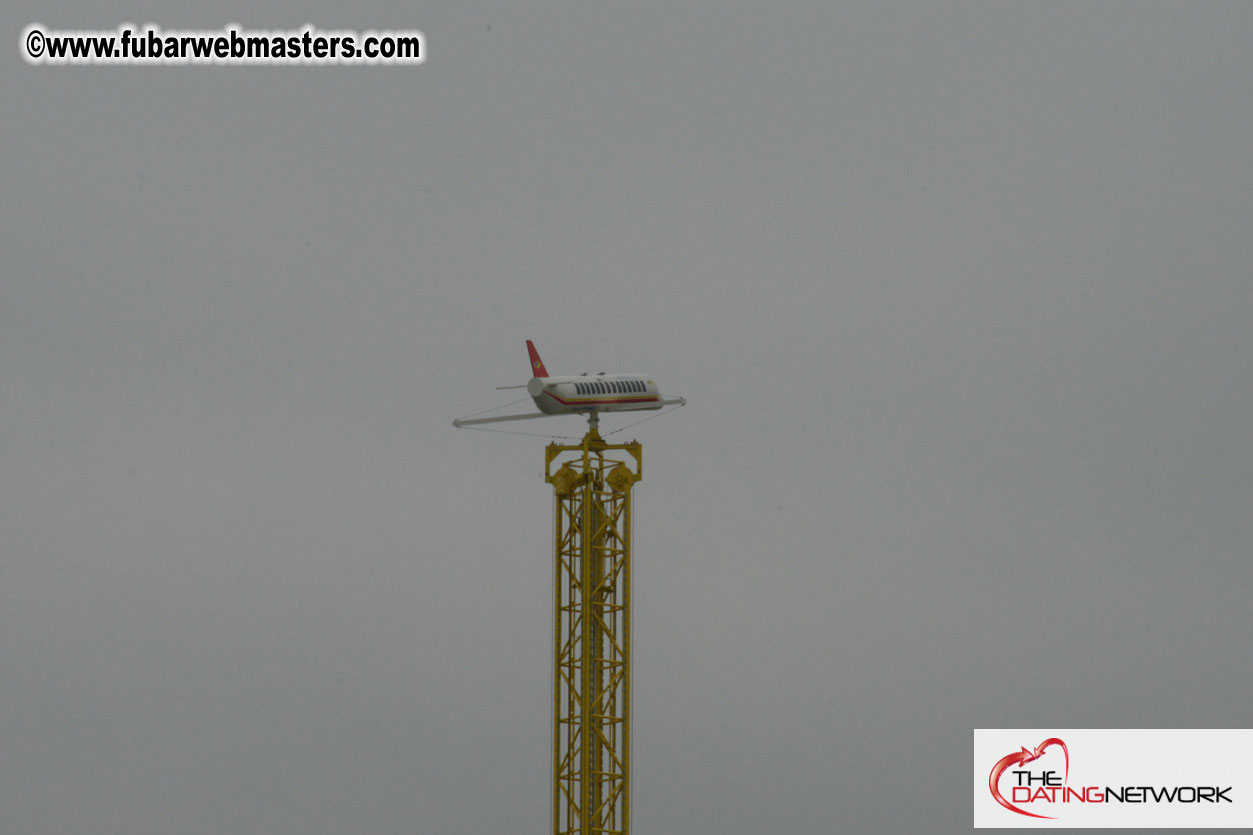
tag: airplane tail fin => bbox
[526,340,550,378]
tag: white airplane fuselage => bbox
[452,340,683,429]
[527,374,664,415]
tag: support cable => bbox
[459,400,683,441]
[603,401,685,436]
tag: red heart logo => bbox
[988,737,1070,819]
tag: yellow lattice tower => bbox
[546,425,641,835]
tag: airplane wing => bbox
[453,412,550,428]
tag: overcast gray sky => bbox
[4,2,1250,833]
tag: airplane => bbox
[453,340,686,428]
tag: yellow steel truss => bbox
[546,427,640,835]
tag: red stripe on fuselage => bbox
[543,391,659,407]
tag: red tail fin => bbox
[526,340,550,378]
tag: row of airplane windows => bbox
[575,379,646,396]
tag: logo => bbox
[989,737,1070,819]
[975,730,1248,828]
